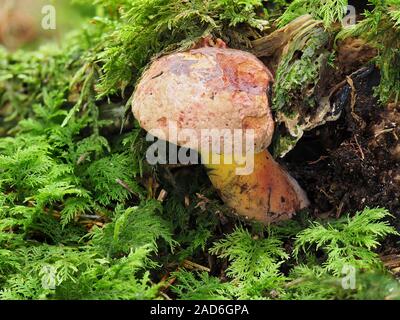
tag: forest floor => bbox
[1,0,400,300]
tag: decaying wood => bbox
[381,254,400,272]
[251,15,316,57]
[250,14,324,74]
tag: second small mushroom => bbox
[132,40,309,224]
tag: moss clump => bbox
[0,0,399,300]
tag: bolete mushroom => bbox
[132,40,309,223]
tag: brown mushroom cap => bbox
[132,46,275,154]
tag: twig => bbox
[157,189,168,202]
[374,127,395,138]
[391,266,400,275]
[336,194,348,218]
[79,214,103,220]
[80,220,104,227]
[182,260,211,272]
[115,178,134,194]
[162,276,177,292]
[381,254,400,268]
[184,195,190,207]
[353,135,365,160]
[152,278,173,300]
[285,278,306,288]
[159,291,172,300]
[346,76,364,127]
[308,155,329,165]
[318,188,333,201]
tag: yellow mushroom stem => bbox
[203,150,309,224]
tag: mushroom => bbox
[132,40,309,224]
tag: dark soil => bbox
[285,64,400,231]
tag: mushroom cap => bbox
[132,46,274,154]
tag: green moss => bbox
[0,0,399,301]
[278,0,348,28]
[337,0,400,104]
[273,25,330,113]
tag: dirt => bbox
[284,63,400,231]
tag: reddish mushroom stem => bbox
[205,150,309,223]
